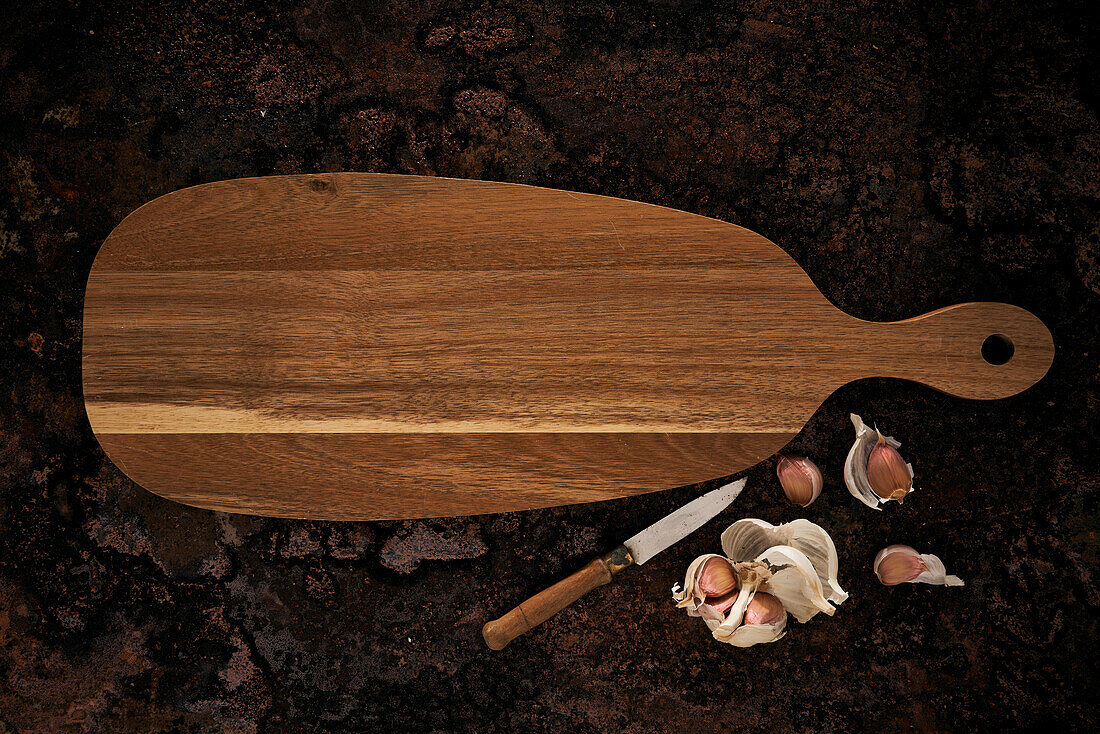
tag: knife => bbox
[482,478,747,649]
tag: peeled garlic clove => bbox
[873,545,964,587]
[844,414,916,509]
[776,455,823,507]
[721,518,848,605]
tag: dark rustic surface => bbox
[1,0,1097,731]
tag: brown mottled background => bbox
[1,0,1097,731]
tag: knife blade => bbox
[482,478,747,649]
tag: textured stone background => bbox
[1,0,1098,731]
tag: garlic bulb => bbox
[874,545,964,587]
[776,455,823,507]
[844,414,916,509]
[673,519,847,647]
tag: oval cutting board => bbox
[82,174,1054,519]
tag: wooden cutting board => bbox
[82,174,1054,520]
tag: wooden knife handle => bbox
[483,545,633,650]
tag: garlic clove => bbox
[673,553,728,614]
[867,439,913,501]
[721,590,788,647]
[675,519,850,646]
[721,518,848,605]
[674,554,752,623]
[696,556,738,597]
[873,545,925,585]
[707,589,741,615]
[675,564,762,637]
[776,455,823,507]
[873,545,964,587]
[843,414,916,509]
[707,585,752,641]
[706,584,788,647]
[743,591,785,626]
[675,556,786,645]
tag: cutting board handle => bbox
[857,302,1054,400]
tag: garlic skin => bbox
[873,545,964,587]
[721,518,848,606]
[752,544,838,622]
[776,455,823,507]
[674,519,847,647]
[844,414,916,509]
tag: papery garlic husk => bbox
[721,518,848,606]
[844,414,916,509]
[776,455,823,507]
[873,545,964,587]
[751,544,838,622]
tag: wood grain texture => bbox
[82,174,1055,519]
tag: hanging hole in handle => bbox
[981,333,1015,365]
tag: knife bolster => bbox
[600,544,634,576]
